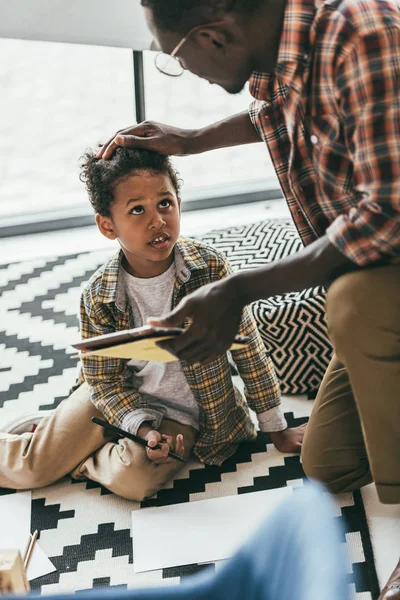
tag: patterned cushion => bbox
[198,219,333,394]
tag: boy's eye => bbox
[159,199,171,208]
[130,205,144,215]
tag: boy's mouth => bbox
[149,233,171,249]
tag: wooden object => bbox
[0,550,30,595]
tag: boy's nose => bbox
[149,214,166,229]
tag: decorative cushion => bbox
[198,219,333,394]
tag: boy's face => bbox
[96,170,181,277]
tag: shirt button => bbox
[349,207,358,221]
[303,53,309,60]
[369,201,382,213]
[310,134,319,145]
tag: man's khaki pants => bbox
[0,383,197,500]
[302,265,400,504]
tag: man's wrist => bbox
[188,112,261,156]
[230,236,356,306]
[179,128,200,155]
[187,125,219,155]
[230,270,266,307]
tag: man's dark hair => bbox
[141,0,262,34]
[80,148,181,217]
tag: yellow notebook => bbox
[72,326,248,363]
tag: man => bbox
[97,0,400,597]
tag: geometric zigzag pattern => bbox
[200,219,333,394]
[0,229,379,600]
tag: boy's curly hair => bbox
[80,148,181,217]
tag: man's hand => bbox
[96,112,261,161]
[96,121,195,160]
[148,276,243,364]
[144,429,185,465]
[269,424,307,454]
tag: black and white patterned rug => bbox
[0,248,380,599]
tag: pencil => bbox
[23,530,38,570]
[91,417,186,463]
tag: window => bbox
[143,51,279,204]
[0,38,281,235]
[0,38,134,223]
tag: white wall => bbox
[0,0,152,49]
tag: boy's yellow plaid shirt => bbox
[74,238,281,466]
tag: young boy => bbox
[0,149,305,500]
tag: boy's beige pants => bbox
[302,265,400,505]
[0,383,197,501]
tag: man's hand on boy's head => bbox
[145,430,185,465]
[96,121,194,161]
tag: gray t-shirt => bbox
[120,261,200,435]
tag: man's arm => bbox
[97,111,261,160]
[237,234,355,306]
[149,235,355,364]
[324,23,400,267]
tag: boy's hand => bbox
[144,430,185,465]
[269,423,307,454]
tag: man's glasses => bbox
[153,21,224,77]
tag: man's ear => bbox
[194,26,229,53]
[96,213,117,240]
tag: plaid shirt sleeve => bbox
[213,253,283,421]
[326,24,400,266]
[79,283,143,428]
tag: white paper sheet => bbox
[0,491,56,581]
[132,487,292,573]
[26,542,56,582]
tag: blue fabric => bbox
[23,483,350,600]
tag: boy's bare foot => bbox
[379,559,400,599]
[269,423,307,453]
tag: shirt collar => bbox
[96,237,209,310]
[249,0,318,99]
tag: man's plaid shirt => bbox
[249,0,400,265]
[76,238,282,466]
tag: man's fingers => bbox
[100,135,144,160]
[96,137,116,158]
[98,130,153,160]
[114,134,157,149]
[157,335,220,364]
[99,139,120,161]
[175,342,218,364]
[148,305,191,330]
